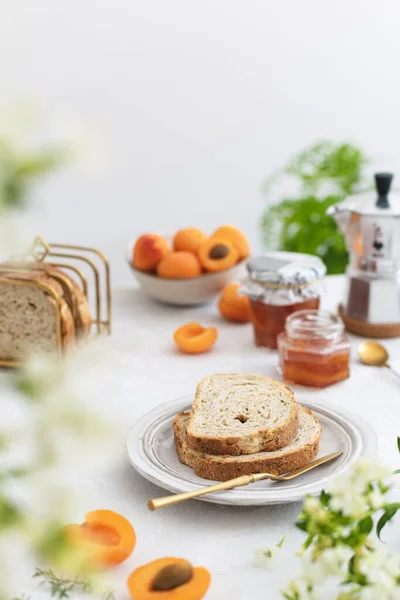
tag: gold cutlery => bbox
[148,451,343,511]
[358,340,400,382]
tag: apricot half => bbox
[218,283,251,323]
[65,509,136,567]
[133,235,170,272]
[173,228,208,253]
[173,322,217,354]
[157,251,202,279]
[197,238,239,273]
[212,225,250,259]
[127,557,211,600]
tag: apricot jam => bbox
[250,296,320,350]
[278,310,350,388]
[242,253,326,350]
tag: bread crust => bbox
[39,265,92,339]
[186,374,299,456]
[174,406,321,482]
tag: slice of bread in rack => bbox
[38,264,92,339]
[174,406,321,481]
[1,262,92,339]
[186,374,299,456]
[0,270,76,362]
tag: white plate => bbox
[126,396,377,506]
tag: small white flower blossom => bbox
[253,545,280,569]
[285,578,320,600]
[358,547,400,598]
[0,389,39,471]
[303,495,328,523]
[0,531,35,598]
[328,458,391,518]
[0,345,120,596]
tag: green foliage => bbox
[0,144,67,210]
[33,569,93,599]
[261,141,369,274]
[33,569,115,600]
[377,503,400,540]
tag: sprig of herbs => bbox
[261,141,369,274]
[33,568,115,600]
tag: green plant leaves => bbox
[377,503,400,540]
[358,515,373,534]
[320,490,331,507]
[261,141,369,274]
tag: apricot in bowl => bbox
[128,228,249,306]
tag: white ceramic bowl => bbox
[127,241,247,306]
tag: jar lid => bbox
[246,251,326,285]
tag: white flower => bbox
[0,531,35,598]
[2,466,76,526]
[359,547,400,596]
[303,496,328,523]
[328,458,391,518]
[284,579,320,600]
[299,546,351,587]
[0,389,39,471]
[254,545,279,569]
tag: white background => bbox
[2,0,400,283]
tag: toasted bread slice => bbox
[186,374,299,456]
[174,405,321,481]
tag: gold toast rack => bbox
[0,236,111,367]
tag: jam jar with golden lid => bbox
[241,252,326,349]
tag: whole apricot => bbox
[173,322,218,354]
[218,283,251,323]
[157,251,202,279]
[133,234,170,272]
[173,228,208,253]
[212,225,250,259]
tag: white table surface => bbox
[60,275,400,599]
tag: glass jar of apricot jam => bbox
[242,253,326,350]
[278,310,350,388]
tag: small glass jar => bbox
[242,253,326,349]
[278,310,351,388]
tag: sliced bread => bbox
[174,406,321,481]
[186,374,299,456]
[1,262,92,339]
[0,272,75,362]
[38,264,92,339]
